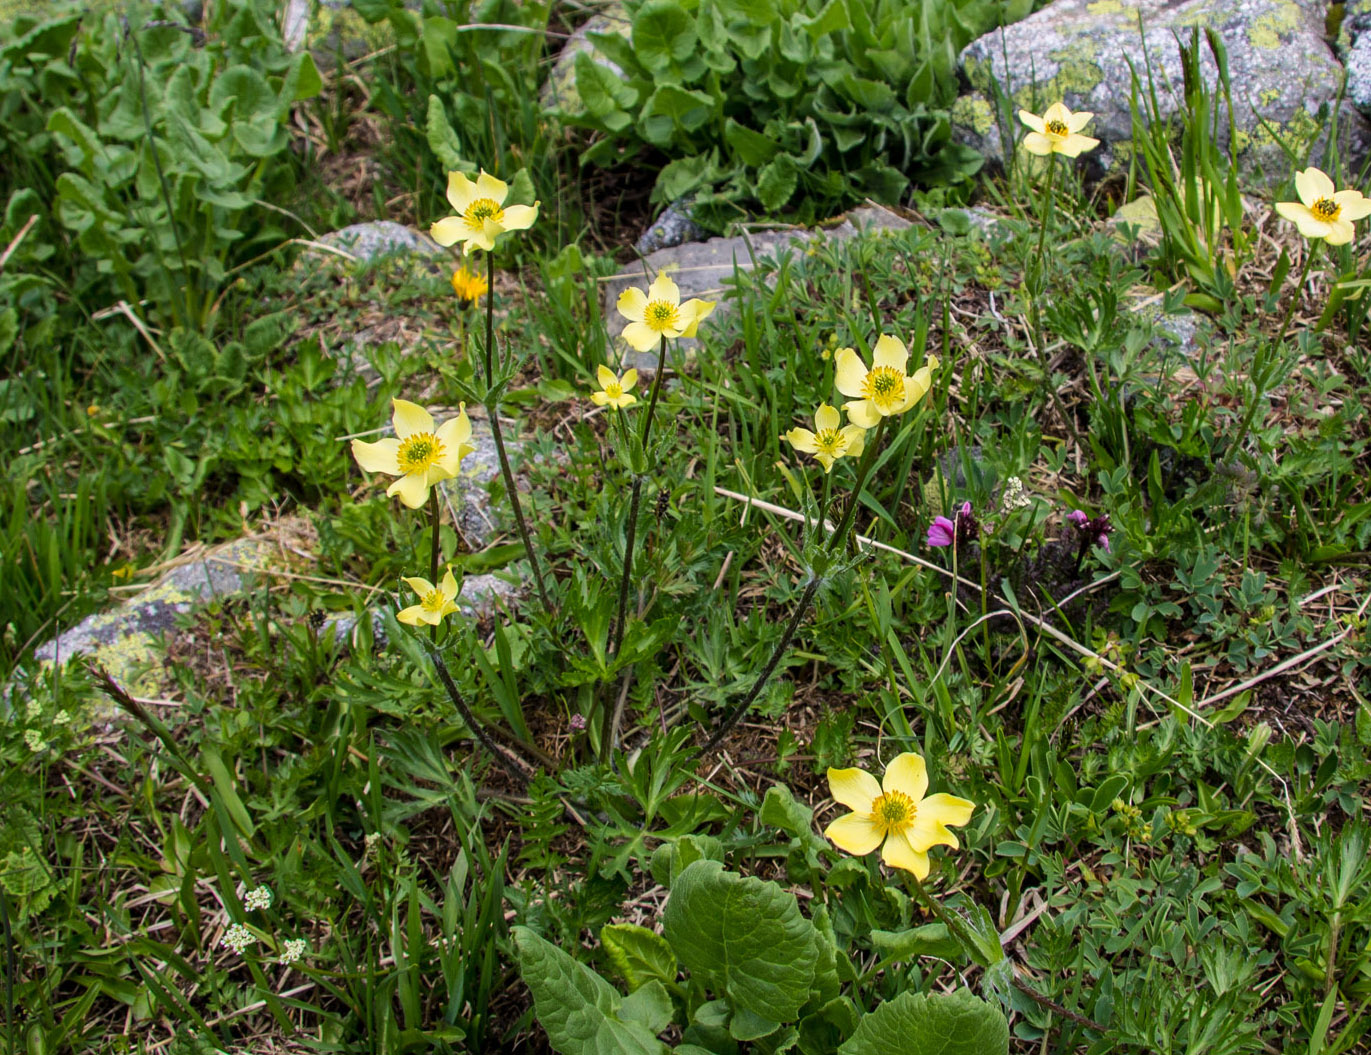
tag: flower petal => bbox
[396,603,430,626]
[843,399,880,429]
[474,170,508,206]
[1021,132,1053,156]
[881,752,928,802]
[677,298,716,337]
[1017,109,1046,134]
[392,399,433,439]
[872,334,908,371]
[1334,191,1371,221]
[828,766,881,813]
[647,271,680,307]
[617,286,648,323]
[839,423,866,458]
[621,321,660,352]
[430,216,468,247]
[786,426,818,453]
[1043,101,1071,126]
[834,347,869,398]
[402,576,435,597]
[597,364,617,390]
[881,831,930,878]
[814,403,841,431]
[351,437,401,475]
[1325,218,1355,245]
[590,391,611,406]
[445,171,475,213]
[1295,167,1334,207]
[620,369,639,392]
[824,812,884,856]
[906,793,977,852]
[387,471,431,509]
[440,568,460,599]
[1067,109,1094,132]
[1057,134,1099,158]
[501,203,538,231]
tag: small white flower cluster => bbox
[244,885,273,911]
[221,923,255,954]
[54,709,72,726]
[23,729,46,753]
[1001,476,1033,512]
[280,938,308,965]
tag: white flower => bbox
[23,729,46,752]
[53,709,72,726]
[221,923,255,954]
[244,886,273,911]
[1001,476,1033,511]
[280,938,308,965]
[25,700,41,719]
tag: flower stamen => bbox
[1045,119,1069,136]
[397,433,445,474]
[420,588,449,613]
[862,365,906,411]
[1312,197,1341,221]
[646,300,681,331]
[870,790,917,838]
[463,197,504,231]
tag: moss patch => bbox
[951,95,997,136]
[1248,0,1301,49]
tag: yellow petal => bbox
[391,399,433,439]
[647,271,680,307]
[445,171,476,213]
[617,286,647,322]
[881,752,928,802]
[1057,134,1099,158]
[1067,109,1094,133]
[1017,109,1046,134]
[1276,202,1332,240]
[1295,167,1334,208]
[839,423,865,458]
[905,793,976,852]
[677,298,716,337]
[881,831,931,878]
[621,321,660,352]
[430,216,467,247]
[901,366,932,411]
[833,347,868,398]
[402,576,435,596]
[596,364,617,390]
[620,369,639,392]
[1043,101,1071,126]
[1325,219,1355,245]
[387,471,431,509]
[611,393,637,409]
[823,812,883,855]
[785,427,819,453]
[843,398,880,429]
[590,390,611,406]
[351,437,401,475]
[396,603,429,626]
[1021,132,1053,156]
[1335,191,1371,221]
[474,170,509,205]
[872,334,908,372]
[814,403,841,431]
[501,203,538,231]
[440,568,460,599]
[827,766,881,813]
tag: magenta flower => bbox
[927,517,956,547]
[1067,508,1113,571]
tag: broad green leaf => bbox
[210,66,278,120]
[637,85,714,148]
[869,924,960,962]
[425,95,464,170]
[601,924,678,992]
[631,0,697,76]
[513,927,671,1055]
[662,860,819,1024]
[618,980,674,1034]
[649,833,724,887]
[724,118,780,166]
[756,155,797,212]
[730,1006,780,1041]
[839,988,1008,1055]
[421,16,459,78]
[574,51,639,123]
[801,0,848,39]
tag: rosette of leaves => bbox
[555,0,1031,229]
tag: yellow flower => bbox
[1018,102,1099,158]
[451,264,489,309]
[397,568,461,626]
[1274,167,1371,246]
[590,365,638,409]
[430,170,539,254]
[351,400,475,509]
[784,403,866,473]
[834,336,937,428]
[616,272,716,353]
[824,753,976,879]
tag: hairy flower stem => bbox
[703,419,887,754]
[1026,156,1083,448]
[483,250,552,614]
[428,647,531,787]
[602,337,670,760]
[428,488,442,644]
[1228,244,1318,461]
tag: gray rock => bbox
[1345,0,1371,116]
[635,200,709,255]
[282,0,310,52]
[602,205,913,372]
[954,0,1371,187]
[439,415,516,551]
[539,5,631,114]
[312,221,446,263]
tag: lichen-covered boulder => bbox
[954,0,1371,186]
[1342,0,1371,118]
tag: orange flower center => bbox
[862,365,907,412]
[1046,119,1069,136]
[463,197,504,231]
[397,433,445,474]
[871,791,917,838]
[646,300,681,332]
[1312,197,1341,221]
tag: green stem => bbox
[1026,155,1082,447]
[428,488,441,644]
[1228,243,1318,460]
[427,647,531,787]
[483,250,553,614]
[639,334,669,452]
[702,418,887,754]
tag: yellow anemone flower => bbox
[784,403,866,473]
[1274,167,1371,246]
[430,170,539,254]
[590,365,638,409]
[616,272,717,352]
[1019,102,1099,158]
[451,264,489,309]
[824,753,976,879]
[351,400,476,509]
[834,336,937,428]
[397,568,461,626]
